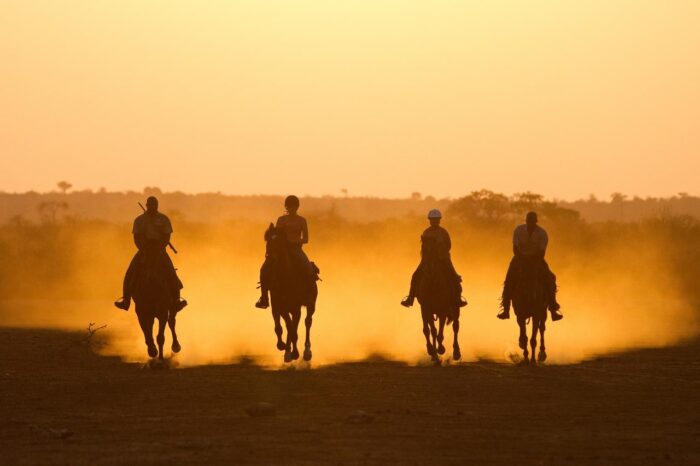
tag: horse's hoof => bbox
[276,341,286,351]
[437,344,446,355]
[431,354,441,364]
[147,345,158,358]
[303,349,312,361]
[291,348,300,360]
[453,348,462,361]
[538,351,547,363]
[171,341,181,354]
[284,351,293,363]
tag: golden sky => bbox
[1,1,698,199]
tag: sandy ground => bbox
[0,327,698,465]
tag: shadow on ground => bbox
[1,327,698,465]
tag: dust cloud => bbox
[0,214,697,367]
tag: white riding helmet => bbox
[427,209,442,219]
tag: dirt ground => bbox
[0,327,698,465]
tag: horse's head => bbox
[264,223,289,260]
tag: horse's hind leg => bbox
[538,320,547,363]
[137,312,158,358]
[156,318,167,360]
[530,317,538,364]
[437,316,446,355]
[168,312,181,354]
[452,311,461,361]
[303,304,315,362]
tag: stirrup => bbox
[458,296,468,307]
[550,309,563,321]
[400,296,414,308]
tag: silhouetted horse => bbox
[416,236,461,362]
[132,247,180,360]
[511,256,548,364]
[263,224,318,363]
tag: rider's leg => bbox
[543,260,562,320]
[163,252,187,311]
[401,264,422,307]
[445,260,467,307]
[115,252,140,310]
[498,256,517,319]
[256,258,271,309]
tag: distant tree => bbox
[143,187,162,197]
[611,192,628,221]
[410,192,422,201]
[511,192,545,214]
[448,189,509,223]
[37,201,69,223]
[340,188,348,198]
[57,181,72,194]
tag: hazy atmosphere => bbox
[2,2,699,464]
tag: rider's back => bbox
[133,212,173,244]
[422,225,451,259]
[513,224,548,256]
[276,214,307,246]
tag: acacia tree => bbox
[57,181,72,194]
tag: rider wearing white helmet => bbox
[401,209,467,308]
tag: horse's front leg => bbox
[517,316,529,363]
[538,319,547,363]
[156,317,167,360]
[452,311,461,361]
[290,307,302,361]
[421,310,437,361]
[137,311,157,358]
[437,316,446,355]
[168,311,181,354]
[272,308,285,351]
[530,317,539,364]
[303,304,315,362]
[281,312,294,363]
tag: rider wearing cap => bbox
[497,211,562,321]
[401,209,467,309]
[256,195,314,309]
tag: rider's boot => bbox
[401,295,415,308]
[255,289,270,309]
[458,296,468,307]
[549,299,563,321]
[548,288,563,321]
[114,296,131,311]
[174,297,188,312]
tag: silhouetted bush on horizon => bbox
[1,189,699,225]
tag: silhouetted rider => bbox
[114,196,187,312]
[498,211,562,321]
[401,209,467,309]
[256,195,315,309]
